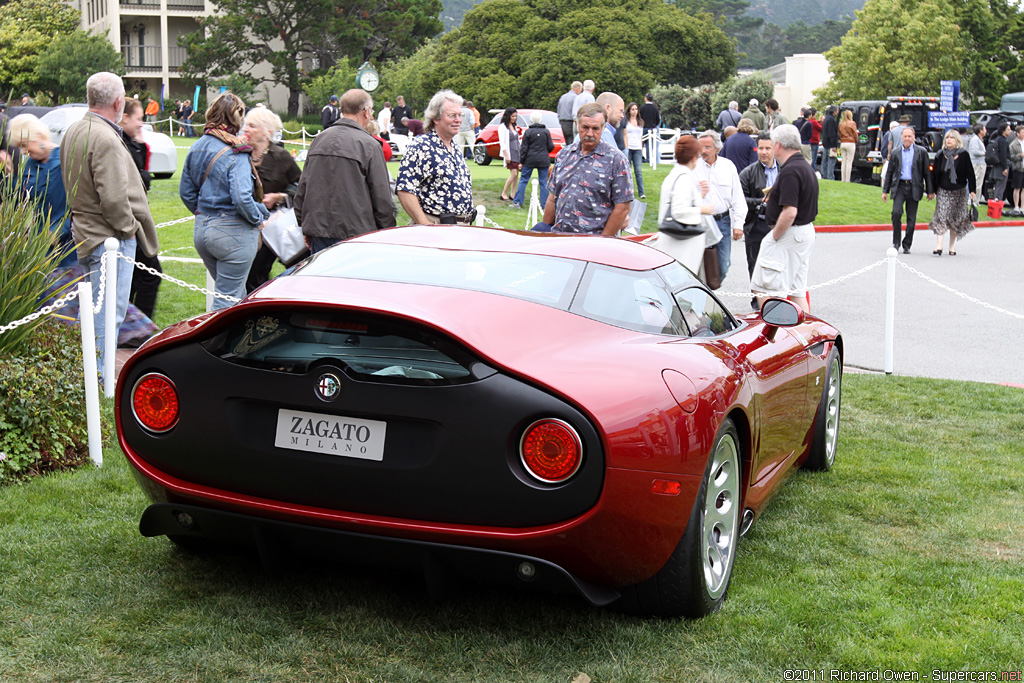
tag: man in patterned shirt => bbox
[542,102,634,235]
[397,89,476,225]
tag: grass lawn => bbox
[0,375,1021,681]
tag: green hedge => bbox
[0,320,90,485]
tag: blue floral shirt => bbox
[396,131,474,215]
[547,138,634,234]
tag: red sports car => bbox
[473,109,565,165]
[117,226,843,617]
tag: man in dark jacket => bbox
[882,126,934,253]
[512,111,554,208]
[739,132,779,306]
[638,93,660,163]
[320,95,339,130]
[391,96,413,136]
[296,89,395,253]
[820,106,839,180]
[989,121,1012,204]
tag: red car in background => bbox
[473,108,565,165]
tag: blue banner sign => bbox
[940,80,960,112]
[929,111,971,128]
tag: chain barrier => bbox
[0,288,81,336]
[715,257,889,299]
[92,250,108,315]
[118,252,240,304]
[895,260,1024,320]
[154,215,195,230]
[479,213,511,231]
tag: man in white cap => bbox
[741,98,765,132]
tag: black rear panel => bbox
[120,311,604,528]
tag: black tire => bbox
[473,143,491,166]
[618,418,742,618]
[805,348,842,472]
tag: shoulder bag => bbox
[659,172,707,238]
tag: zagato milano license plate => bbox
[274,409,386,461]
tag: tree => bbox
[180,0,441,116]
[394,0,736,113]
[34,31,124,104]
[0,0,79,96]
[813,0,1024,108]
[710,74,774,120]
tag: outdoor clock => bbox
[356,62,379,92]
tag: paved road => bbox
[716,224,1024,386]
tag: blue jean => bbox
[81,237,136,371]
[821,148,837,180]
[627,148,645,196]
[713,215,732,281]
[309,235,342,254]
[194,213,259,310]
[513,166,549,207]
[809,144,819,172]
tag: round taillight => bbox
[519,418,582,483]
[132,373,179,433]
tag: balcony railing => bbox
[167,0,206,9]
[122,45,163,71]
[169,46,187,70]
[120,0,160,8]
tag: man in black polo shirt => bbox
[638,93,660,164]
[751,123,818,313]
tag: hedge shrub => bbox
[0,319,90,485]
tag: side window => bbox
[673,287,737,338]
[571,264,686,336]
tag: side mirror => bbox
[761,298,803,327]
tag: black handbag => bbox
[969,200,979,222]
[659,174,706,238]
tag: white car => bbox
[40,105,178,179]
[387,133,411,159]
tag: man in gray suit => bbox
[61,71,158,369]
[882,126,934,253]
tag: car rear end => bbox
[116,294,621,601]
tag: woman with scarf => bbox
[929,129,976,256]
[180,92,269,308]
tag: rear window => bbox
[296,243,582,309]
[201,311,486,383]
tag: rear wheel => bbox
[619,418,742,617]
[473,143,491,165]
[805,348,842,471]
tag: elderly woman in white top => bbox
[656,135,719,279]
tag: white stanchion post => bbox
[206,271,215,312]
[475,205,486,226]
[885,247,897,375]
[78,282,103,467]
[103,237,118,398]
[530,178,539,227]
[302,128,307,149]
[651,133,658,171]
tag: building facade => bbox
[69,0,209,102]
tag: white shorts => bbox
[751,223,815,296]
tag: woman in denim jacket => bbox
[180,92,270,309]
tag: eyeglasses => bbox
[443,113,463,120]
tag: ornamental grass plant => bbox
[0,181,73,357]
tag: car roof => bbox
[348,225,672,271]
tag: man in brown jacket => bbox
[295,88,395,253]
[61,71,158,369]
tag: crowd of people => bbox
[6,73,1004,363]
